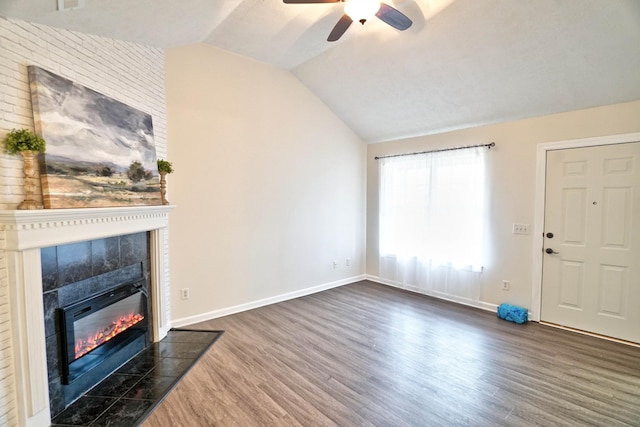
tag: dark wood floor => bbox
[142,281,640,426]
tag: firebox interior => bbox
[58,280,148,384]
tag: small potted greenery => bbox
[3,128,46,155]
[157,159,174,205]
[3,129,46,209]
[157,159,174,174]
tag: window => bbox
[379,147,486,275]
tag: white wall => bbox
[165,44,367,324]
[367,100,640,311]
[0,17,167,426]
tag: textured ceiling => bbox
[1,0,639,143]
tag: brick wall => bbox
[0,17,168,426]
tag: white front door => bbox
[541,141,640,343]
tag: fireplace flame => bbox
[74,312,145,359]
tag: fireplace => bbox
[42,232,155,416]
[58,280,148,385]
[0,205,173,427]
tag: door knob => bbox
[546,232,554,238]
[545,248,559,254]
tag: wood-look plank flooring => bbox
[142,281,640,426]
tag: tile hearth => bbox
[51,329,222,427]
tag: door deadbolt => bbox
[546,232,554,238]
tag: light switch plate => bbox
[512,223,529,234]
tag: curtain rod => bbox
[374,142,495,160]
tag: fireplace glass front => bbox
[58,280,148,384]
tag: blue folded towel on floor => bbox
[497,303,528,324]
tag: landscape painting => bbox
[28,66,161,208]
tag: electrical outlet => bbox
[180,288,190,300]
[58,0,85,11]
[333,261,338,269]
[512,223,530,234]
[502,280,510,291]
[346,258,351,266]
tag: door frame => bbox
[530,132,640,322]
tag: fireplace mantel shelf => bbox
[0,205,174,250]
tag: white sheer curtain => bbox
[378,147,486,303]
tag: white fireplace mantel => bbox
[0,205,173,250]
[0,205,174,427]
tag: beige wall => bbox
[165,44,366,323]
[367,100,640,310]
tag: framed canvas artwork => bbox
[28,66,161,208]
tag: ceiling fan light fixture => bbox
[344,0,381,25]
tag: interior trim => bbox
[171,275,366,328]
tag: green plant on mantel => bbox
[157,159,174,174]
[157,159,173,205]
[3,129,46,210]
[3,128,46,155]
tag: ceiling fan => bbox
[283,0,412,42]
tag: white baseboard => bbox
[366,274,499,314]
[171,275,367,328]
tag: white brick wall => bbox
[0,17,168,426]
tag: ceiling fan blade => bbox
[376,2,412,31]
[327,14,353,42]
[283,0,339,3]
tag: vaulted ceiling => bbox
[1,0,639,143]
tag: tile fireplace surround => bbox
[0,205,174,427]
